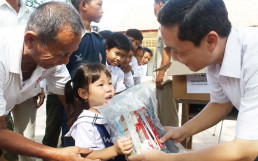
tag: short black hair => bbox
[106,32,131,52]
[158,0,231,47]
[99,30,113,41]
[142,47,153,57]
[125,29,143,41]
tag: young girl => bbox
[65,63,133,160]
[105,32,131,93]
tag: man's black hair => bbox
[158,0,231,46]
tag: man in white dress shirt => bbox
[129,0,258,161]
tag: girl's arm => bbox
[85,137,133,160]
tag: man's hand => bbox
[160,126,188,143]
[52,146,100,161]
[128,150,168,161]
[34,88,45,108]
[155,71,165,89]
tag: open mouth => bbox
[105,95,112,100]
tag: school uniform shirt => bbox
[106,64,126,93]
[0,28,70,116]
[66,30,106,77]
[124,71,134,89]
[65,110,116,150]
[138,64,149,83]
[0,0,31,27]
[206,26,258,140]
[130,56,141,85]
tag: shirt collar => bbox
[77,110,107,124]
[18,0,31,18]
[219,27,241,78]
[0,1,7,6]
[9,28,26,74]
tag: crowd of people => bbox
[1,0,258,161]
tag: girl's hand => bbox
[114,137,133,155]
[121,65,132,73]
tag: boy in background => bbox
[139,47,153,83]
[125,29,143,85]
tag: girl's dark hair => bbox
[65,63,111,128]
[106,32,131,52]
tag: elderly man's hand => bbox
[34,88,45,108]
[50,146,100,161]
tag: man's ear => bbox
[80,0,88,11]
[205,31,219,52]
[78,88,88,101]
[24,31,37,49]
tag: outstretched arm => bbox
[0,116,97,161]
[129,138,258,161]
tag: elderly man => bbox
[0,1,99,161]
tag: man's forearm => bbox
[182,101,233,137]
[168,139,258,161]
[0,129,60,160]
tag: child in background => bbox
[139,47,153,83]
[125,29,144,85]
[106,32,131,93]
[141,47,153,66]
[132,46,144,84]
[120,46,134,89]
[134,45,144,66]
[68,0,106,76]
[65,63,133,160]
[99,30,113,42]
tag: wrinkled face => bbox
[85,0,103,23]
[29,30,81,69]
[160,25,211,72]
[128,36,142,51]
[121,50,133,67]
[106,47,128,66]
[87,71,115,107]
[134,49,143,65]
[141,52,152,65]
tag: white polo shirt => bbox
[0,0,31,27]
[206,26,258,140]
[0,28,70,116]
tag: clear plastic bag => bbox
[95,82,184,155]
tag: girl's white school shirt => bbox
[106,64,126,93]
[65,110,116,150]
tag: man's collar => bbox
[219,27,241,78]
